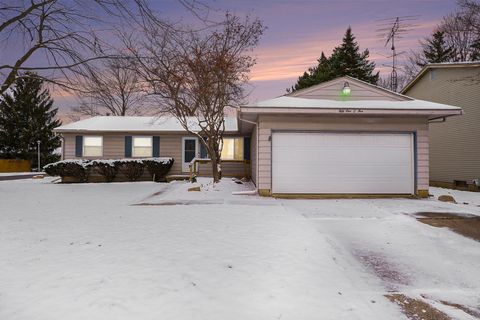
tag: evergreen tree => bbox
[328,27,379,84]
[0,73,61,169]
[289,27,379,92]
[470,38,480,61]
[420,30,455,65]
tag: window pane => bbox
[84,146,102,157]
[234,138,244,160]
[83,136,103,157]
[84,136,102,147]
[184,139,196,151]
[185,150,195,162]
[221,138,235,160]
[133,146,152,157]
[133,137,152,147]
[221,138,244,160]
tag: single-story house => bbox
[401,62,480,189]
[56,76,463,197]
[55,116,250,178]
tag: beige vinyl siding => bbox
[195,161,249,178]
[404,67,480,183]
[63,132,184,174]
[256,115,429,192]
[290,78,406,101]
[251,125,257,184]
[62,132,248,177]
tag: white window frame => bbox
[132,136,153,158]
[221,137,244,161]
[83,136,103,157]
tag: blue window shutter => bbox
[75,136,83,157]
[200,140,208,158]
[152,136,160,157]
[244,137,251,160]
[125,136,132,157]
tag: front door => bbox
[182,137,198,172]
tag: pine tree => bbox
[289,27,379,92]
[420,30,455,65]
[329,27,379,84]
[0,73,61,169]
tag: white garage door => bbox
[272,132,414,194]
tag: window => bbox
[221,137,244,160]
[429,69,437,80]
[83,136,103,157]
[133,136,152,157]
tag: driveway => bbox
[0,177,478,320]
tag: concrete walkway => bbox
[0,173,45,181]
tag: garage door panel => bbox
[272,132,414,194]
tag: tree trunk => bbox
[210,154,221,183]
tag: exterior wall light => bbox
[342,81,351,95]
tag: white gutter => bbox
[231,106,258,195]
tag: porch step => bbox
[166,174,191,182]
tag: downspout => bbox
[59,133,65,160]
[231,106,259,195]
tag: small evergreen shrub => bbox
[88,160,119,182]
[44,160,89,182]
[121,160,145,181]
[144,158,175,182]
[44,158,174,183]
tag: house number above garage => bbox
[338,108,364,113]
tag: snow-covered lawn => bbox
[0,178,479,320]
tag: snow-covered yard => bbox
[0,178,479,320]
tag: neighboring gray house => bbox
[402,62,480,189]
[56,76,462,197]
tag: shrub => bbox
[88,160,119,182]
[44,157,174,183]
[120,160,145,181]
[44,160,90,182]
[144,158,175,182]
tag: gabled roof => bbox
[249,96,462,111]
[401,61,480,93]
[287,76,412,101]
[55,116,239,133]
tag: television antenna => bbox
[376,15,419,92]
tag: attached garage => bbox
[239,76,463,197]
[272,132,415,194]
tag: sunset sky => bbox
[3,0,459,115]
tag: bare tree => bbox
[126,13,264,182]
[378,72,409,92]
[440,3,480,61]
[74,58,147,116]
[0,0,203,95]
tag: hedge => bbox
[44,158,174,183]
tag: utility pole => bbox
[37,140,41,172]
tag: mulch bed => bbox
[415,212,480,242]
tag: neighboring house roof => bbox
[55,116,239,133]
[401,61,480,93]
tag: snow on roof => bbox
[55,116,239,133]
[244,96,462,111]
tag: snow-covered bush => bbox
[87,160,119,182]
[44,158,174,183]
[43,160,90,182]
[144,158,174,182]
[121,160,144,181]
